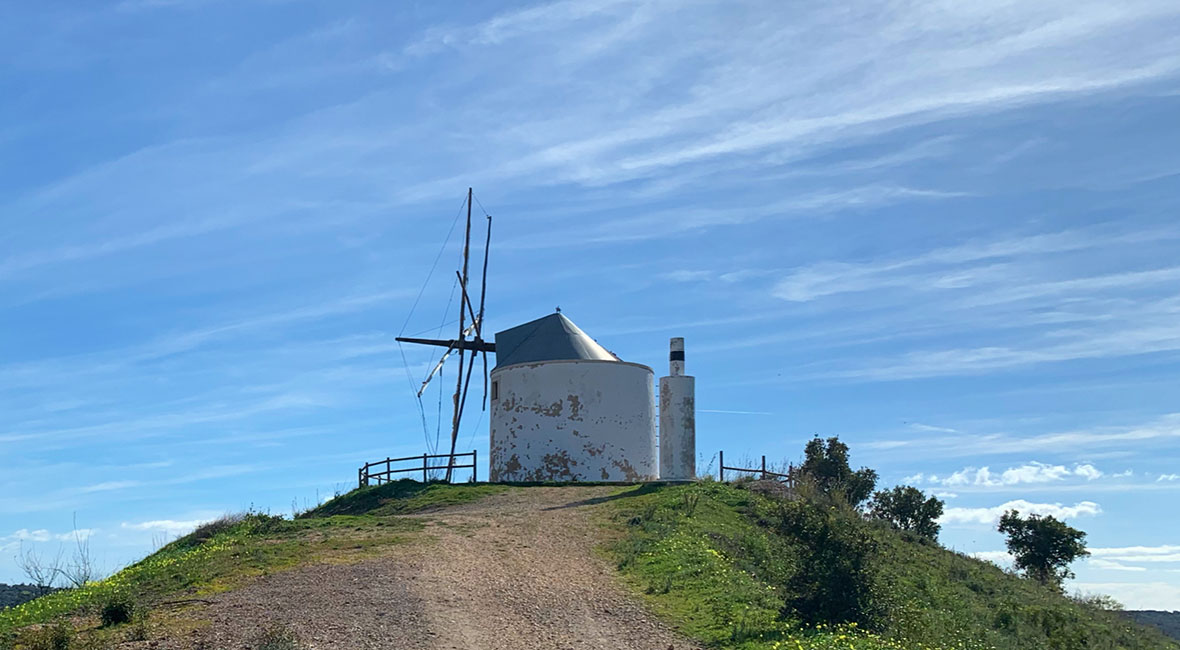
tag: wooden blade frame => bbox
[399,189,492,484]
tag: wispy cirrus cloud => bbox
[868,414,1180,457]
[773,228,1178,303]
[4,0,1180,595]
[390,0,1180,194]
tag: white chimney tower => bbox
[659,337,696,481]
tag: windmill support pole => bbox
[479,216,492,409]
[445,188,474,483]
[456,271,478,325]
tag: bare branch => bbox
[15,541,64,595]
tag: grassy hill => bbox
[0,480,1175,649]
[603,480,1176,650]
[0,482,508,648]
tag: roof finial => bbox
[555,306,561,313]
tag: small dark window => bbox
[491,380,499,401]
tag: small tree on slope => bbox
[799,436,878,507]
[868,485,944,541]
[998,509,1089,590]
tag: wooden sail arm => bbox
[410,337,493,398]
[395,336,495,352]
[415,346,457,398]
[456,271,479,331]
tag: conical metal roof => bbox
[493,313,619,369]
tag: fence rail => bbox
[718,450,795,485]
[358,450,477,487]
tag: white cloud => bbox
[778,226,1180,383]
[1089,545,1180,564]
[121,519,208,535]
[941,500,1102,525]
[406,0,639,55]
[867,414,1180,457]
[7,529,52,543]
[932,491,959,499]
[919,462,1105,487]
[1072,464,1103,481]
[78,480,142,493]
[2,528,95,544]
[943,469,974,486]
[773,229,1177,303]
[909,423,959,434]
[660,270,713,283]
[1089,558,1148,572]
[971,550,1013,567]
[1070,582,1180,611]
[393,0,1180,195]
[1158,473,1180,482]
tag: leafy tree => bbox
[998,509,1089,589]
[776,499,881,627]
[798,436,878,507]
[868,485,944,541]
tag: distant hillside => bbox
[0,584,44,610]
[1125,611,1180,641]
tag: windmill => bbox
[396,188,496,482]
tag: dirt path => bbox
[192,486,699,650]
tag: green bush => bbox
[253,623,302,650]
[99,593,135,627]
[774,499,882,627]
[16,621,72,650]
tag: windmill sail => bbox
[396,188,493,482]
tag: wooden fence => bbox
[358,450,477,487]
[718,450,795,485]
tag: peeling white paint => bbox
[489,360,656,482]
[659,338,696,481]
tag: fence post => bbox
[719,450,725,482]
[422,454,428,483]
[473,449,478,483]
[761,455,767,479]
[358,465,364,488]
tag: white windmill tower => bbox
[396,190,673,483]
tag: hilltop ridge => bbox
[1,481,1175,649]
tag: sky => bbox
[2,0,1179,610]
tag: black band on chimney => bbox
[670,351,685,361]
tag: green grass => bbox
[301,479,508,517]
[604,481,1178,650]
[0,513,420,641]
[0,479,510,644]
[6,480,1173,650]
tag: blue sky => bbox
[2,0,1180,609]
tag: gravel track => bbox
[180,486,698,649]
